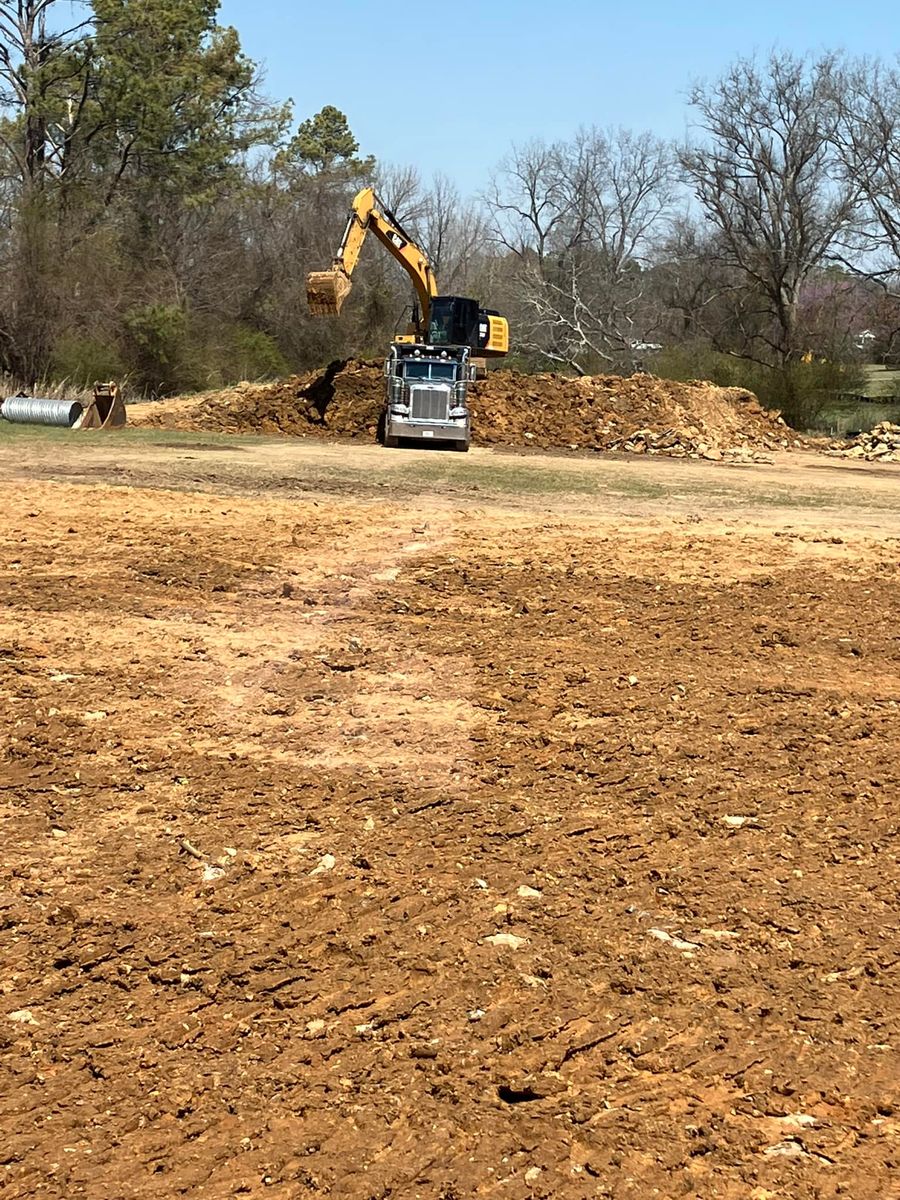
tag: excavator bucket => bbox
[306,269,352,316]
[78,382,127,430]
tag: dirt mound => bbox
[134,360,793,456]
[135,359,383,438]
[470,370,790,458]
[827,421,900,463]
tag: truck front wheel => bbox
[383,434,400,448]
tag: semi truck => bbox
[383,342,474,450]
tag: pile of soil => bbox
[470,370,791,458]
[827,420,900,463]
[134,359,794,457]
[136,360,382,439]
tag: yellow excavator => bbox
[306,187,509,357]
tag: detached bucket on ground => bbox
[80,382,127,430]
[1,397,83,427]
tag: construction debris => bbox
[1,397,83,428]
[827,421,900,462]
[0,382,126,431]
[131,361,793,459]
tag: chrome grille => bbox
[410,386,450,421]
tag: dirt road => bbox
[2,430,899,1198]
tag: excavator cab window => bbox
[428,296,480,349]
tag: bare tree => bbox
[681,51,859,375]
[487,128,676,372]
[0,1,92,379]
[0,1,92,190]
[833,59,900,290]
[410,173,486,294]
[374,162,421,225]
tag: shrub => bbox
[50,334,127,389]
[122,304,187,396]
[652,342,866,429]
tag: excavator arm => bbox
[307,187,439,322]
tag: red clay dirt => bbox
[1,439,899,1199]
[132,360,793,457]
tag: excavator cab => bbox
[427,296,509,357]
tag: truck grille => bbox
[410,386,450,422]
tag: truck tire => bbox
[452,439,470,452]
[383,434,400,449]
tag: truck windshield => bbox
[402,362,456,381]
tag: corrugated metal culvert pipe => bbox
[0,397,84,427]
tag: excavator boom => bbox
[307,185,509,358]
[306,187,438,320]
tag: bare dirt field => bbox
[2,428,899,1199]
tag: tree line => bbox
[2,3,900,425]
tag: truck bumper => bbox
[385,417,469,443]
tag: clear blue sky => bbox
[219,0,900,195]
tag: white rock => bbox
[306,1018,326,1035]
[521,974,548,988]
[474,878,488,890]
[648,928,701,952]
[777,1113,818,1130]
[517,886,542,899]
[310,854,336,876]
[722,815,750,828]
[202,865,225,883]
[484,932,528,950]
[9,1010,38,1026]
[763,1139,807,1159]
[524,1167,542,1184]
